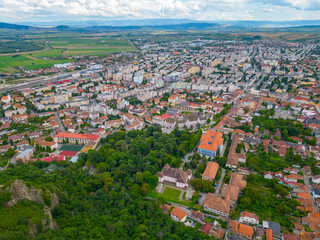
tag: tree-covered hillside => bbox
[0,126,210,239]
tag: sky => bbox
[0,0,320,23]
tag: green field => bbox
[0,31,136,73]
[147,187,201,209]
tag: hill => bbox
[0,22,35,30]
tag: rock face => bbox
[4,179,59,234]
[7,179,43,206]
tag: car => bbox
[214,183,218,187]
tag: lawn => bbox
[147,187,202,210]
[162,187,182,201]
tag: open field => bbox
[0,31,136,73]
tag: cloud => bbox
[0,0,320,22]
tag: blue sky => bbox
[0,0,319,23]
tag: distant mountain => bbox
[55,25,70,29]
[85,22,245,31]
[17,19,198,27]
[16,19,320,28]
[212,20,320,28]
[0,22,35,30]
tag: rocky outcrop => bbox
[6,179,43,206]
[3,179,60,234]
[43,205,57,231]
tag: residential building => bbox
[239,211,259,225]
[170,207,187,222]
[202,161,219,181]
[203,193,230,217]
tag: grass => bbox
[162,187,181,201]
[0,32,135,73]
[147,187,202,210]
[0,51,73,73]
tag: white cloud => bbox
[0,0,320,22]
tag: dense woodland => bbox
[0,126,213,239]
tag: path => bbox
[216,168,226,194]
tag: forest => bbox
[0,126,212,239]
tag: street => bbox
[54,112,66,132]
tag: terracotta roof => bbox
[221,183,239,201]
[203,193,230,214]
[54,132,100,141]
[283,233,299,240]
[171,207,187,221]
[238,223,254,238]
[266,229,273,240]
[202,161,219,180]
[240,211,259,221]
[199,222,212,235]
[298,192,311,199]
[198,130,224,152]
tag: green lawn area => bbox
[162,187,181,201]
[147,187,202,210]
[0,51,73,73]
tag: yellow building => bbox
[189,66,200,74]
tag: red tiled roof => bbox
[54,132,100,141]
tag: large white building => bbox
[157,164,192,188]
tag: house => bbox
[157,164,192,188]
[161,204,171,214]
[35,141,58,151]
[312,188,320,198]
[239,211,259,225]
[312,175,320,184]
[198,130,224,158]
[266,229,273,240]
[263,221,282,240]
[274,171,284,178]
[170,207,187,222]
[284,174,299,183]
[203,193,230,217]
[209,228,226,239]
[238,223,254,239]
[283,233,299,240]
[229,220,254,239]
[202,161,219,181]
[221,183,239,207]
[199,222,213,235]
[264,171,273,179]
[190,210,205,223]
[302,166,312,175]
[298,192,311,199]
[14,147,34,163]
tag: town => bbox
[0,36,320,240]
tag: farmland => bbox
[0,31,136,73]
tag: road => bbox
[119,31,144,56]
[304,175,319,212]
[54,112,65,132]
[216,168,226,194]
[0,68,87,93]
